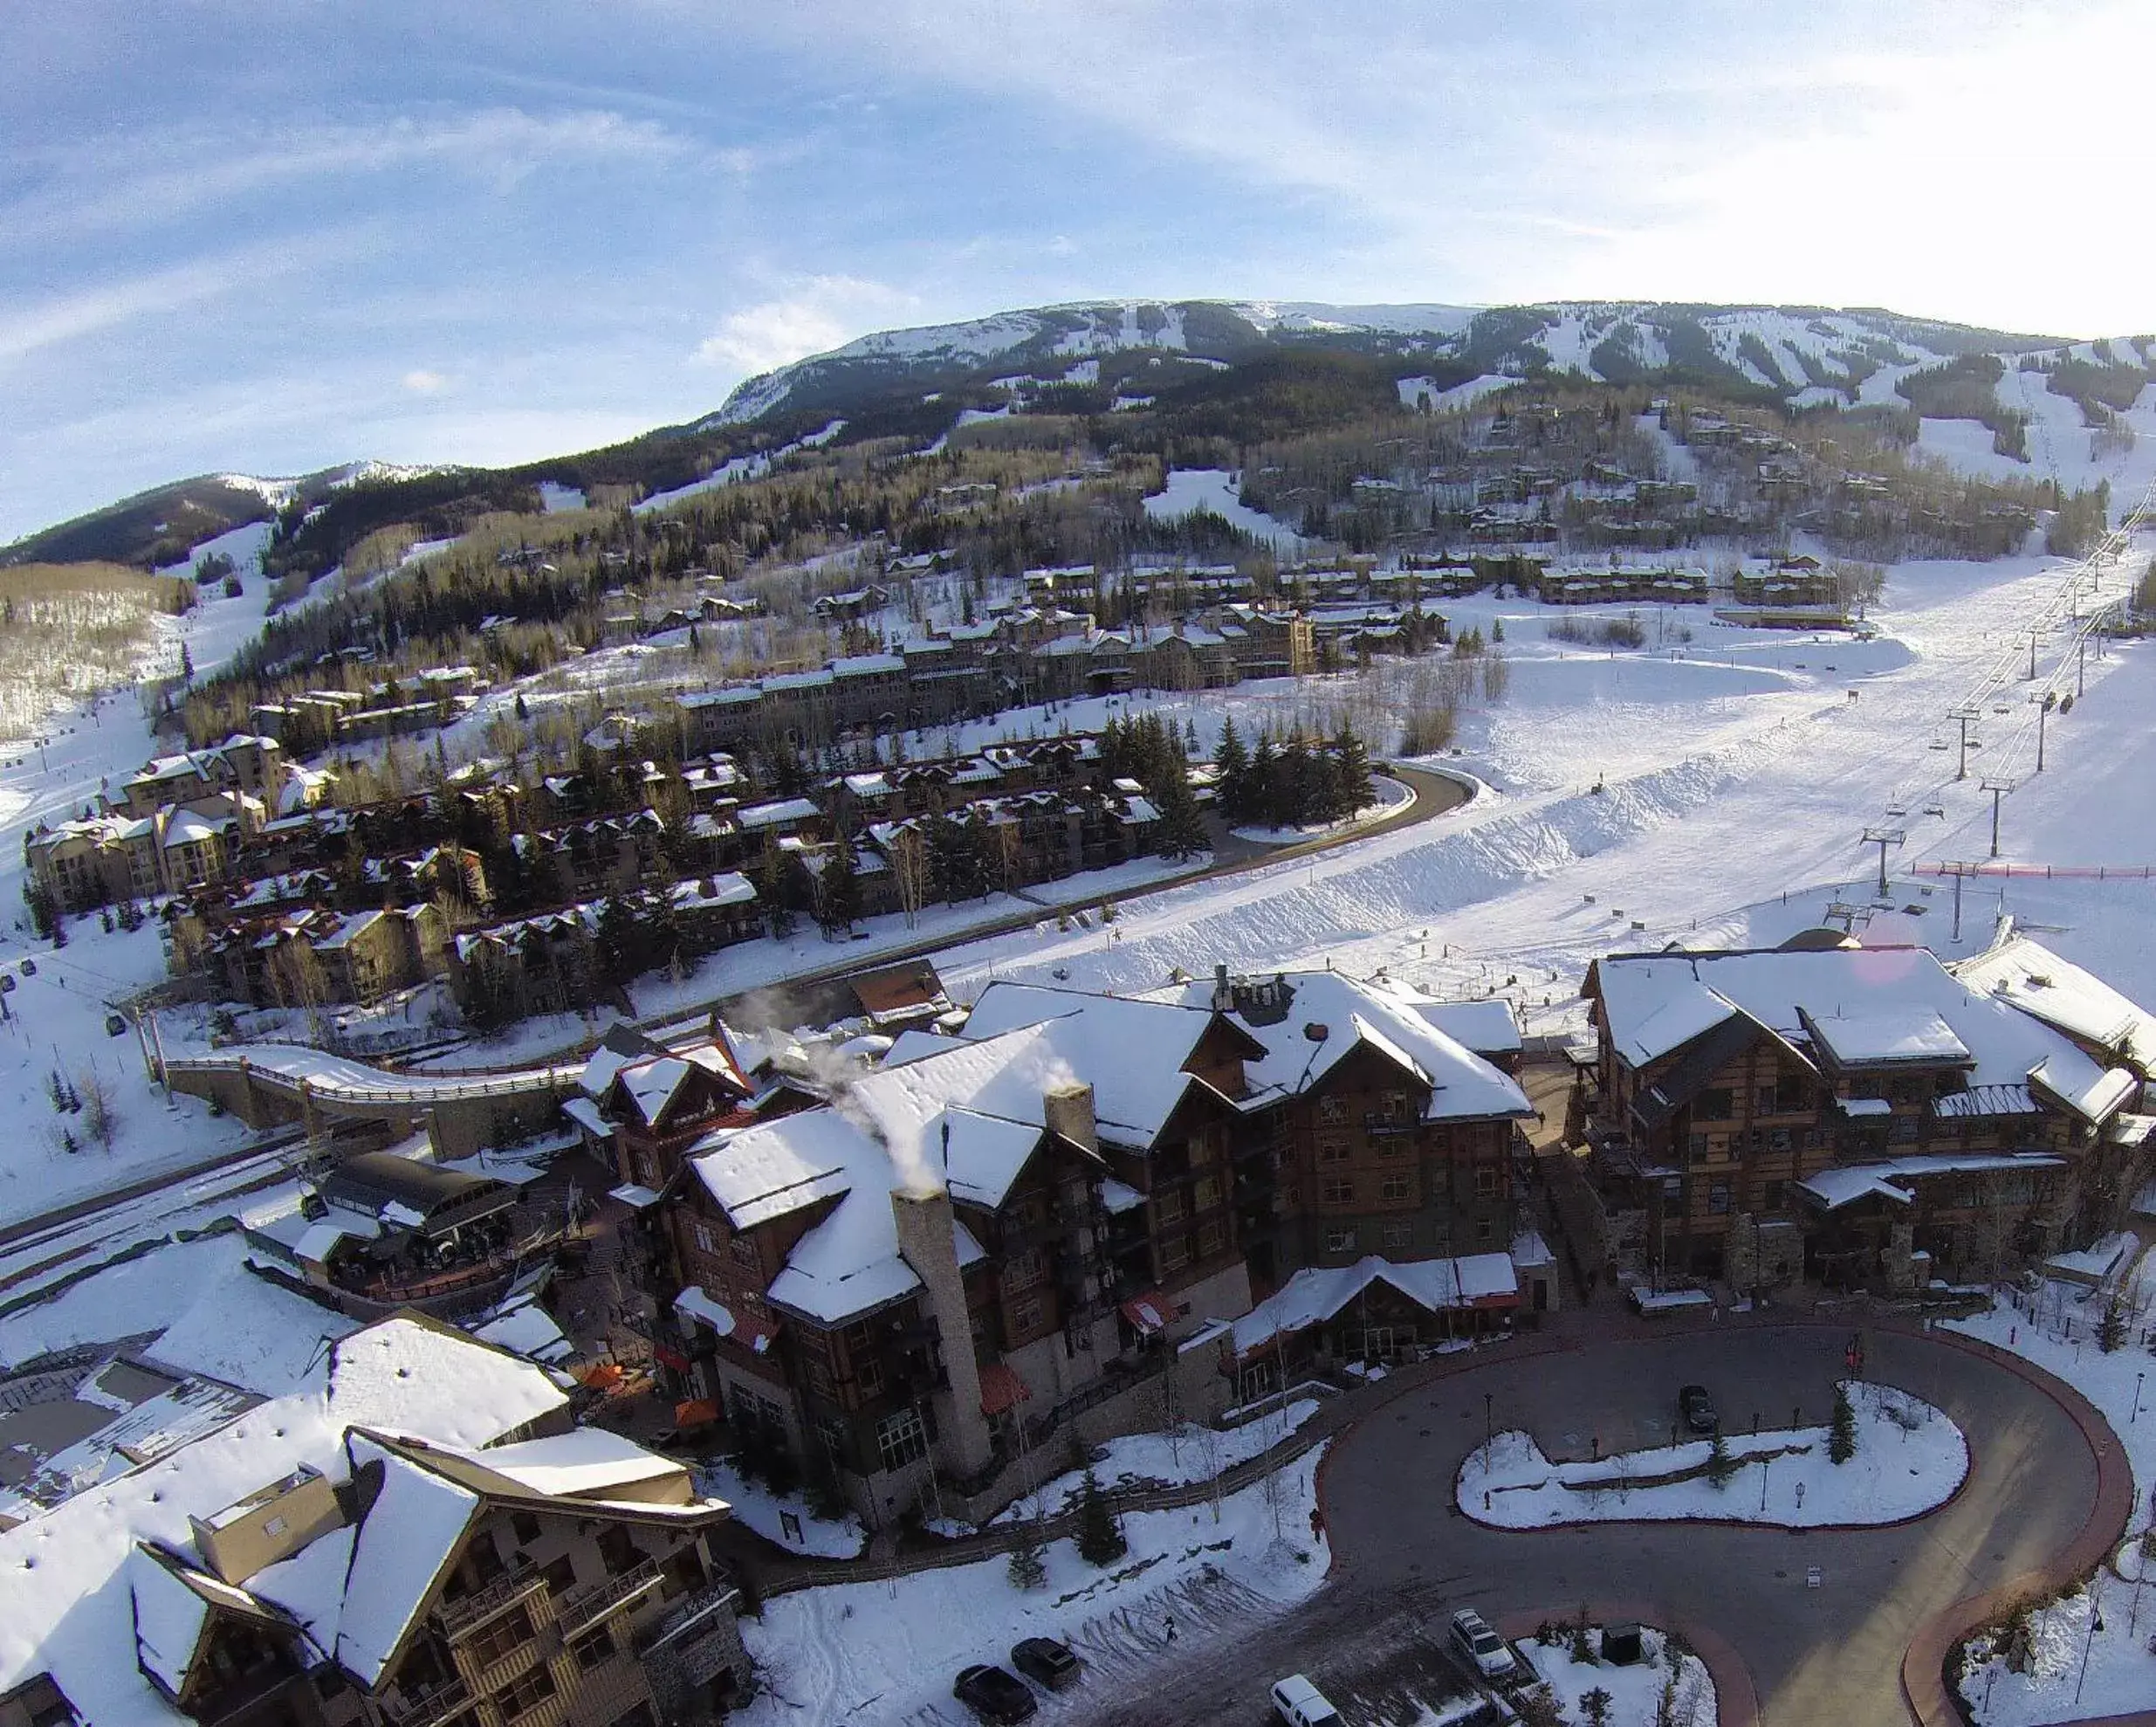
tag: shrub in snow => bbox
[1006,1523,1047,1592]
[1829,1384,1857,1464]
[1076,1469,1126,1565]
[1570,1611,1594,1663]
[1581,1685,1613,1726]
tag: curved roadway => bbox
[1072,1321,2112,1727]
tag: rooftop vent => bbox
[1303,1022,1329,1042]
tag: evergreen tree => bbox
[1155,773,1209,860]
[1705,1428,1734,1490]
[1075,1469,1126,1565]
[1829,1383,1857,1464]
[594,895,644,985]
[758,851,797,939]
[1491,616,1506,643]
[1275,733,1313,827]
[1580,1686,1613,1727]
[1246,734,1278,829]
[1006,1512,1047,1591]
[1214,717,1251,822]
[2098,1299,2127,1352]
[1331,725,1374,818]
[819,836,862,939]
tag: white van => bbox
[1271,1674,1342,1726]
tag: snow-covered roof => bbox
[1798,1153,2063,1211]
[693,1021,1136,1325]
[334,1432,481,1684]
[470,1296,576,1366]
[0,1318,565,1724]
[738,796,821,829]
[960,983,1241,1143]
[1953,934,2156,1075]
[1414,996,1523,1056]
[1804,1008,1970,1068]
[1143,972,1532,1122]
[1593,947,2132,1119]
[449,1428,678,1500]
[1229,1253,1519,1356]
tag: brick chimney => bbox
[891,1191,993,1476]
[1042,1082,1097,1156]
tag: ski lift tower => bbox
[1949,707,1982,781]
[1981,780,2016,859]
[1861,827,1906,898]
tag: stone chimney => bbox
[891,1191,993,1476]
[1212,962,1233,1014]
[1042,1082,1098,1156]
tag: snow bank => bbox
[1459,1382,1967,1529]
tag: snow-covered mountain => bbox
[711,296,2095,427]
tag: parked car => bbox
[1011,1636,1081,1690]
[1271,1673,1342,1726]
[1449,1607,1518,1680]
[953,1663,1037,1724]
[1679,1382,1717,1434]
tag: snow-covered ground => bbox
[730,1446,1329,1726]
[1143,467,1309,550]
[976,1400,1326,1528]
[1950,1283,2156,1724]
[1459,1382,1967,1530]
[934,546,2156,1051]
[691,1459,866,1558]
[1522,1625,1718,1727]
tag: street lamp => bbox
[1484,1391,1493,1462]
[1759,1453,1772,1515]
[2134,1373,2146,1426]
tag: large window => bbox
[1474,1167,1500,1200]
[1696,1088,1734,1121]
[1323,1226,1358,1254]
[496,1664,557,1724]
[1003,1247,1045,1291]
[875,1407,928,1473]
[1319,1177,1355,1205]
[1315,1135,1350,1165]
[1378,1174,1411,1202]
[464,1605,533,1669]
[1381,1221,1414,1251]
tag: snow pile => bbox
[1459,1382,1967,1529]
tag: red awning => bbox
[978,1361,1031,1417]
[1121,1290,1172,1334]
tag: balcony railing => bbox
[433,1563,546,1640]
[557,1554,664,1636]
[382,1673,472,1727]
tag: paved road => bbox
[1064,1323,2100,1727]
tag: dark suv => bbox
[954,1664,1037,1724]
[1679,1383,1717,1434]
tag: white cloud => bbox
[0,107,695,244]
[402,368,448,394]
[693,275,915,375]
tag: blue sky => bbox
[4,0,2153,542]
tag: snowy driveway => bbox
[1312,1324,2098,1727]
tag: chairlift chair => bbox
[1927,738,1949,752]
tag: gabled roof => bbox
[130,1543,299,1703]
[1954,934,2156,1077]
[691,1021,1153,1326]
[1141,972,1531,1122]
[962,982,1264,1140]
[1590,946,2133,1121]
